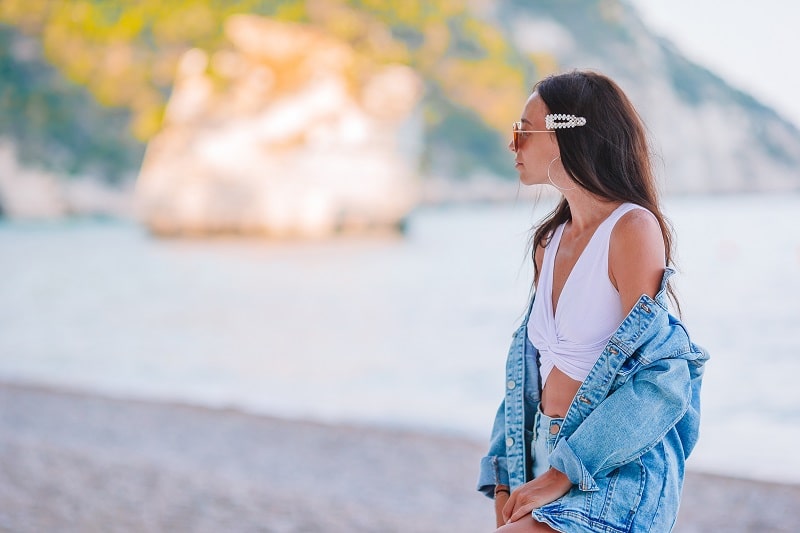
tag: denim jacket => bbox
[477,269,709,532]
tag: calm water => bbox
[1,193,799,483]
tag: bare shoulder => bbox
[611,208,664,250]
[609,208,666,311]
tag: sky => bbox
[627,0,800,128]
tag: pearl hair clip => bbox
[545,113,587,130]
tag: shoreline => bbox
[1,381,798,532]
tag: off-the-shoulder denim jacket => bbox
[477,269,709,532]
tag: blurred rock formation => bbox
[135,16,422,237]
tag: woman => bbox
[477,71,709,532]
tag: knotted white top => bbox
[528,203,652,386]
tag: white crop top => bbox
[527,203,653,386]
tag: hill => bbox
[1,0,798,218]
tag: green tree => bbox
[0,0,553,179]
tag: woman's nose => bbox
[508,139,515,152]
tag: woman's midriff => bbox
[540,366,583,418]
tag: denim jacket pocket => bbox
[589,458,646,531]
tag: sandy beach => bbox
[0,382,797,533]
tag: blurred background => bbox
[1,0,799,530]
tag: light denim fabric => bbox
[532,407,563,478]
[477,268,709,532]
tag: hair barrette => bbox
[545,113,587,130]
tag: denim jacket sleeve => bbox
[477,399,510,498]
[548,356,691,492]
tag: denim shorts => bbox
[532,406,565,478]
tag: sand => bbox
[0,382,797,532]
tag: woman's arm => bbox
[480,242,545,499]
[544,208,688,491]
[477,400,511,498]
[609,208,665,315]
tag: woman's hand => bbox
[502,468,573,524]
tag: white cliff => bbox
[135,16,423,237]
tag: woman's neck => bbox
[563,190,621,233]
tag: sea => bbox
[1,192,799,484]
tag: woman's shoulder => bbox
[607,204,664,266]
[613,205,661,240]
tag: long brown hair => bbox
[530,71,679,311]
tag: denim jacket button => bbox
[507,380,516,390]
[505,437,514,447]
[549,423,560,435]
